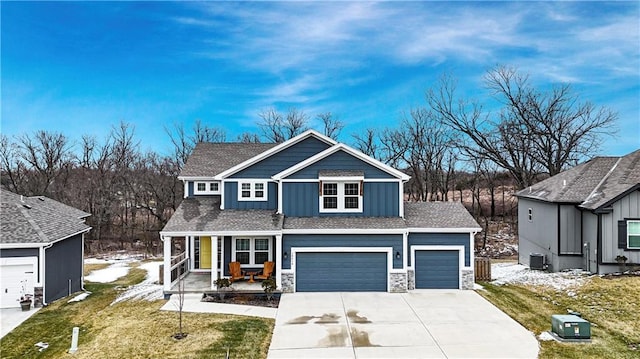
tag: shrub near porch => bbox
[0,264,274,359]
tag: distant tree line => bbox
[1,65,616,252]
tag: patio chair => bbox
[229,261,246,283]
[255,261,275,280]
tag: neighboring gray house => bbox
[0,188,91,308]
[161,130,481,294]
[516,149,640,274]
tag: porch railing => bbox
[170,252,189,285]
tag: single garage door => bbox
[415,250,459,289]
[296,252,387,292]
[1,263,35,308]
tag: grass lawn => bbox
[478,275,640,359]
[0,265,274,358]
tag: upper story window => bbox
[320,180,363,213]
[194,181,220,195]
[237,181,268,201]
[628,220,640,249]
[528,208,533,222]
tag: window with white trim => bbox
[237,181,268,201]
[628,220,640,249]
[320,181,363,213]
[194,181,220,195]
[232,237,271,266]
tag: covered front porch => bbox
[164,272,268,294]
[161,233,283,294]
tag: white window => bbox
[232,237,271,266]
[628,220,640,249]
[320,181,363,213]
[194,181,220,195]
[237,181,268,201]
[528,208,533,222]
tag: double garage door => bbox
[296,252,387,292]
[414,250,460,289]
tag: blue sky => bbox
[2,1,639,157]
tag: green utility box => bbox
[551,314,591,339]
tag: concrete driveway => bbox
[268,291,539,358]
[1,307,41,338]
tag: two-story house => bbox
[160,130,480,294]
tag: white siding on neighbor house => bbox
[518,199,558,269]
[559,205,582,254]
[601,190,640,265]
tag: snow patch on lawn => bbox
[538,331,555,341]
[68,292,91,302]
[85,262,131,283]
[491,262,591,291]
[111,261,163,304]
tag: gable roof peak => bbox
[214,130,337,179]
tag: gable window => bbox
[237,181,268,201]
[628,220,640,249]
[194,181,220,195]
[232,237,271,266]
[319,180,363,213]
[528,208,533,222]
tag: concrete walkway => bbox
[1,307,41,338]
[160,293,277,319]
[268,291,539,358]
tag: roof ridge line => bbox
[16,202,49,242]
[583,156,623,205]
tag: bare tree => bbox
[165,120,226,171]
[484,66,617,176]
[257,107,308,143]
[236,132,261,143]
[379,108,458,201]
[13,130,74,197]
[352,128,382,160]
[317,112,344,140]
[428,67,617,189]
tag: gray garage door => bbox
[415,250,459,289]
[296,252,387,292]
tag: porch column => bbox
[163,236,172,292]
[402,231,408,269]
[275,234,283,289]
[211,236,218,290]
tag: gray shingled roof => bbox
[180,142,277,178]
[318,170,365,177]
[404,202,481,229]
[284,216,406,230]
[1,189,91,244]
[162,196,283,233]
[516,149,640,210]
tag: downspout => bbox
[596,213,602,274]
[81,232,86,291]
[41,242,54,306]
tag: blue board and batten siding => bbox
[296,252,387,292]
[45,234,83,303]
[282,234,403,269]
[282,182,399,217]
[223,182,278,210]
[287,150,395,179]
[231,137,331,178]
[407,233,471,267]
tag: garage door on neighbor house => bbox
[414,249,461,289]
[295,252,387,292]
[0,257,37,308]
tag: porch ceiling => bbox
[162,197,283,233]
